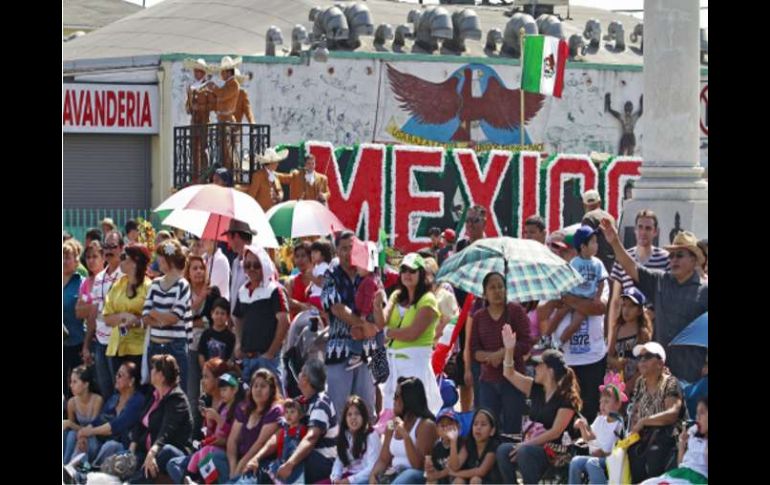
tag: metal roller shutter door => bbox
[63,134,151,209]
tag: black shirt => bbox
[233,286,289,354]
[432,439,453,471]
[528,383,576,443]
[199,327,236,361]
[462,436,503,483]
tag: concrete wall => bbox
[167,56,707,164]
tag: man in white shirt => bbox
[88,231,125,397]
[222,220,255,313]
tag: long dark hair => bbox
[124,245,149,298]
[71,365,98,395]
[556,367,583,412]
[613,299,653,346]
[336,395,373,467]
[396,268,430,307]
[471,408,499,443]
[244,369,282,417]
[397,377,435,421]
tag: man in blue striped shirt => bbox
[276,358,339,483]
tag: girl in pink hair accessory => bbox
[568,371,626,484]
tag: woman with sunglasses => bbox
[626,342,684,483]
[373,253,443,418]
[103,244,152,371]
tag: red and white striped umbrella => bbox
[155,184,278,248]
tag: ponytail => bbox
[556,367,583,412]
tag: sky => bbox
[123,0,707,28]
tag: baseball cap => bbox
[621,288,647,306]
[582,189,601,205]
[436,407,460,425]
[633,342,666,363]
[573,225,597,249]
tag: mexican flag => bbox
[521,35,569,98]
[199,453,219,484]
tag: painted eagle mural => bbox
[387,63,545,145]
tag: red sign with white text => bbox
[62,83,159,134]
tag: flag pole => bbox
[519,28,526,149]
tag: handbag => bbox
[369,345,389,384]
[100,451,138,481]
[543,442,574,468]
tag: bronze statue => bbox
[605,93,643,156]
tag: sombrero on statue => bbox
[183,58,210,72]
[217,56,242,71]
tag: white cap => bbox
[582,189,601,205]
[633,342,666,363]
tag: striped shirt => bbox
[143,277,193,342]
[610,246,670,294]
[306,391,339,461]
[91,266,124,344]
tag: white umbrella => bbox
[155,184,278,248]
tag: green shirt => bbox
[386,291,439,349]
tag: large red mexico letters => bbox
[303,141,641,253]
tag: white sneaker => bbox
[68,452,87,467]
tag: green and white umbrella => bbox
[265,200,348,238]
[436,237,584,302]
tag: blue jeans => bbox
[166,454,192,483]
[479,379,526,434]
[497,443,550,484]
[127,445,186,483]
[569,455,608,484]
[242,354,282,388]
[392,467,426,484]
[63,429,100,464]
[147,339,189,394]
[207,448,230,483]
[93,341,115,398]
[93,440,125,467]
[304,450,334,484]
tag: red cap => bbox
[443,228,456,243]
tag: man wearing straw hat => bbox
[184,58,216,183]
[600,221,708,384]
[247,147,287,211]
[206,56,242,171]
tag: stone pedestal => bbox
[620,0,707,242]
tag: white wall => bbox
[168,58,707,164]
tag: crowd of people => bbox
[63,187,708,484]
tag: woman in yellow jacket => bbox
[103,244,152,371]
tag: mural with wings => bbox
[386,63,546,145]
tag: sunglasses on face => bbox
[103,244,118,250]
[639,353,660,361]
[400,267,418,274]
[670,251,692,260]
[243,262,262,270]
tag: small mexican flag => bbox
[199,453,219,484]
[521,35,569,98]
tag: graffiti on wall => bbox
[273,141,642,253]
[385,63,545,148]
[170,60,707,166]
